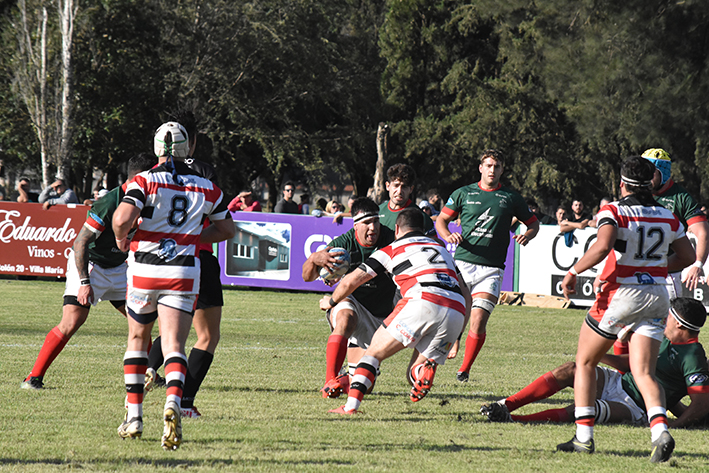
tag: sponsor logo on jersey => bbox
[634,272,655,284]
[688,373,709,385]
[128,291,151,308]
[157,238,178,262]
[395,321,416,343]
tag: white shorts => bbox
[126,289,197,317]
[456,261,503,298]
[385,299,465,364]
[588,284,669,342]
[666,273,681,299]
[328,296,384,349]
[64,250,127,305]
[597,367,646,426]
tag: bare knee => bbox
[551,362,576,387]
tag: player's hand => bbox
[443,232,463,245]
[319,295,333,311]
[116,237,130,252]
[561,273,576,300]
[314,249,344,273]
[77,284,94,306]
[513,233,531,246]
[447,339,460,359]
[683,265,705,292]
[593,277,607,295]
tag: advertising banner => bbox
[0,202,88,277]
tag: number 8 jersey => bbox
[123,161,229,295]
[596,195,684,286]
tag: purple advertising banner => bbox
[218,212,515,293]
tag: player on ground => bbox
[435,149,539,381]
[303,197,397,398]
[20,153,156,390]
[481,297,709,428]
[557,156,695,462]
[378,163,435,235]
[325,208,471,414]
[113,122,234,450]
[144,110,230,419]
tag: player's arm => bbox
[599,353,630,373]
[318,267,373,311]
[683,220,709,290]
[513,219,539,246]
[112,202,141,252]
[669,391,709,428]
[200,215,236,244]
[435,208,462,244]
[562,223,616,299]
[72,225,98,306]
[302,247,343,282]
[667,235,696,274]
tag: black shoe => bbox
[20,376,44,390]
[480,401,512,422]
[650,431,674,463]
[456,371,469,383]
[556,435,594,454]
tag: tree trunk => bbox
[369,122,388,204]
[57,0,76,183]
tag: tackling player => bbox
[303,197,397,398]
[435,149,539,382]
[20,153,156,390]
[113,122,234,450]
[325,208,471,414]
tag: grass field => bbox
[2,279,709,471]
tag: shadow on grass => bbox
[0,457,358,468]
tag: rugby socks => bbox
[28,326,70,378]
[458,332,486,374]
[574,406,595,442]
[613,340,629,355]
[505,371,561,411]
[123,350,148,419]
[512,408,571,423]
[164,352,188,408]
[648,406,669,442]
[148,336,164,370]
[325,334,347,381]
[181,348,214,409]
[344,355,379,412]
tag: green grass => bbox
[2,279,709,471]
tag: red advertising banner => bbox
[0,201,88,277]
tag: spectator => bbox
[526,198,556,224]
[84,185,108,206]
[559,199,592,233]
[38,178,79,210]
[274,181,299,214]
[14,178,40,203]
[311,198,328,217]
[299,193,311,215]
[420,189,442,216]
[228,188,262,212]
[555,205,567,225]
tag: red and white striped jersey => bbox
[123,161,229,294]
[361,231,466,314]
[596,195,685,285]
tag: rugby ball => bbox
[319,247,351,281]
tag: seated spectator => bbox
[311,198,328,217]
[325,200,344,216]
[38,178,79,210]
[274,181,299,214]
[14,177,40,203]
[559,199,592,233]
[555,205,567,225]
[332,194,358,224]
[299,193,311,215]
[228,188,262,212]
[526,197,556,224]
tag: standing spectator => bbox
[557,156,694,461]
[228,188,262,212]
[14,177,40,203]
[435,149,539,382]
[299,193,311,215]
[20,153,156,391]
[526,198,555,224]
[274,181,299,214]
[378,164,435,235]
[38,178,80,210]
[112,121,234,449]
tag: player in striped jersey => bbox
[324,208,471,414]
[112,122,234,450]
[558,156,695,462]
[20,153,156,391]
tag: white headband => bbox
[353,212,379,224]
[621,175,652,187]
[670,307,703,332]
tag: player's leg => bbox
[457,293,496,380]
[22,300,90,389]
[181,305,220,415]
[119,312,154,439]
[325,303,358,381]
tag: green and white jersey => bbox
[622,338,709,411]
[654,180,707,230]
[84,186,129,268]
[378,199,435,236]
[330,225,397,319]
[441,183,535,268]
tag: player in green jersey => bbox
[435,149,539,382]
[378,163,435,236]
[21,153,156,390]
[481,297,709,429]
[303,197,397,398]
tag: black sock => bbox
[147,336,164,371]
[182,348,214,405]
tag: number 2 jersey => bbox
[122,161,229,295]
[441,183,537,268]
[595,194,684,286]
[361,231,466,315]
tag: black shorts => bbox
[197,250,224,309]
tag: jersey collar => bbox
[654,179,675,196]
[477,182,502,192]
